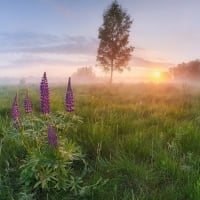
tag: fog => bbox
[1,74,200,89]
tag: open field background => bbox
[1,83,200,199]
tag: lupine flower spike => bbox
[24,91,32,114]
[66,77,74,112]
[48,125,57,147]
[11,93,20,128]
[40,72,50,114]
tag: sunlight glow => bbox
[153,71,161,79]
[151,70,163,82]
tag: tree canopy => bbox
[97,0,133,83]
[71,67,97,84]
[170,60,200,81]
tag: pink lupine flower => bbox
[24,92,32,114]
[40,72,50,114]
[66,77,74,112]
[11,93,20,128]
[48,125,57,147]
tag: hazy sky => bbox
[0,0,199,80]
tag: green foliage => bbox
[3,83,200,199]
[97,1,133,83]
[4,110,106,199]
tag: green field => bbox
[1,83,200,199]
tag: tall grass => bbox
[1,83,200,199]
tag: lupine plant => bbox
[47,124,57,147]
[66,77,74,112]
[24,91,32,114]
[11,93,20,128]
[8,72,106,199]
[40,72,50,114]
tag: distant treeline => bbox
[71,67,107,84]
[170,60,200,80]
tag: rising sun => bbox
[153,71,161,79]
[151,71,162,82]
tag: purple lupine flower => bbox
[11,93,20,128]
[24,92,32,114]
[40,72,50,114]
[48,125,57,147]
[66,77,74,112]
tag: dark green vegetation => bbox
[1,83,200,199]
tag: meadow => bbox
[1,82,200,199]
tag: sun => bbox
[151,70,162,82]
[153,71,161,79]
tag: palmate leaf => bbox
[19,136,85,191]
[42,112,83,133]
[8,128,21,138]
[67,176,83,196]
[17,192,36,200]
[34,167,58,189]
[20,157,39,186]
[58,139,83,162]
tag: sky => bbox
[0,0,200,82]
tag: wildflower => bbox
[48,125,57,147]
[66,77,74,112]
[24,92,32,114]
[11,93,20,128]
[40,72,50,114]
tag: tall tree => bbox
[97,0,134,83]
